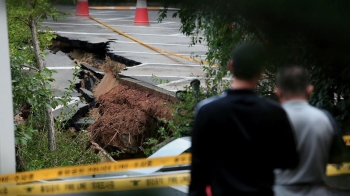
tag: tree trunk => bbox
[29,19,56,151]
[15,146,27,172]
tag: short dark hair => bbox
[231,42,266,80]
[276,66,310,95]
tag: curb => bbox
[119,74,177,102]
[90,6,180,11]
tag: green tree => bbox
[158,0,350,134]
[7,0,69,151]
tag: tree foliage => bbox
[7,0,101,170]
[159,0,350,134]
[7,0,73,149]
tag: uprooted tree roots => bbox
[89,85,174,160]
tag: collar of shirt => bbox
[226,89,257,95]
[282,100,309,108]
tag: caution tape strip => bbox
[89,17,218,67]
[0,153,191,184]
[343,135,350,146]
[0,172,190,196]
[0,139,349,185]
[0,161,347,195]
[0,164,349,196]
[327,163,350,176]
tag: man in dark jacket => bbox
[189,43,299,196]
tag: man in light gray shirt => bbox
[274,66,345,196]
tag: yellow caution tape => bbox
[0,164,348,196]
[327,163,350,176]
[0,155,347,195]
[0,165,349,196]
[0,154,191,184]
[0,172,190,196]
[0,134,349,186]
[343,135,350,146]
[89,17,218,67]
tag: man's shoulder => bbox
[284,103,333,128]
[308,106,335,127]
[294,104,329,119]
[195,92,228,114]
[263,97,282,107]
[261,97,285,111]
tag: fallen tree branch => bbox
[90,141,116,162]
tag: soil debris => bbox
[70,49,125,75]
[89,84,174,160]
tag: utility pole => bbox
[0,0,17,174]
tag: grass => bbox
[18,130,100,171]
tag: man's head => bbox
[275,66,314,102]
[228,42,266,81]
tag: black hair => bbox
[230,42,267,80]
[276,66,310,95]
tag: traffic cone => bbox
[76,0,90,17]
[134,0,149,25]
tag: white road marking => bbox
[43,22,101,26]
[120,74,198,78]
[157,78,193,87]
[53,31,187,37]
[110,50,207,57]
[90,7,180,11]
[43,25,74,28]
[169,33,183,36]
[92,18,174,23]
[125,32,187,37]
[94,16,134,21]
[53,31,116,36]
[44,22,181,30]
[43,22,178,28]
[90,10,114,13]
[152,21,177,26]
[47,66,77,70]
[125,63,202,68]
[89,11,122,14]
[104,24,179,30]
[111,40,206,47]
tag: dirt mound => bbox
[89,84,174,159]
[70,50,125,75]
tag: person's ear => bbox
[275,87,282,99]
[306,85,314,98]
[228,60,234,72]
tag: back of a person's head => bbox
[231,42,266,80]
[276,66,310,95]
